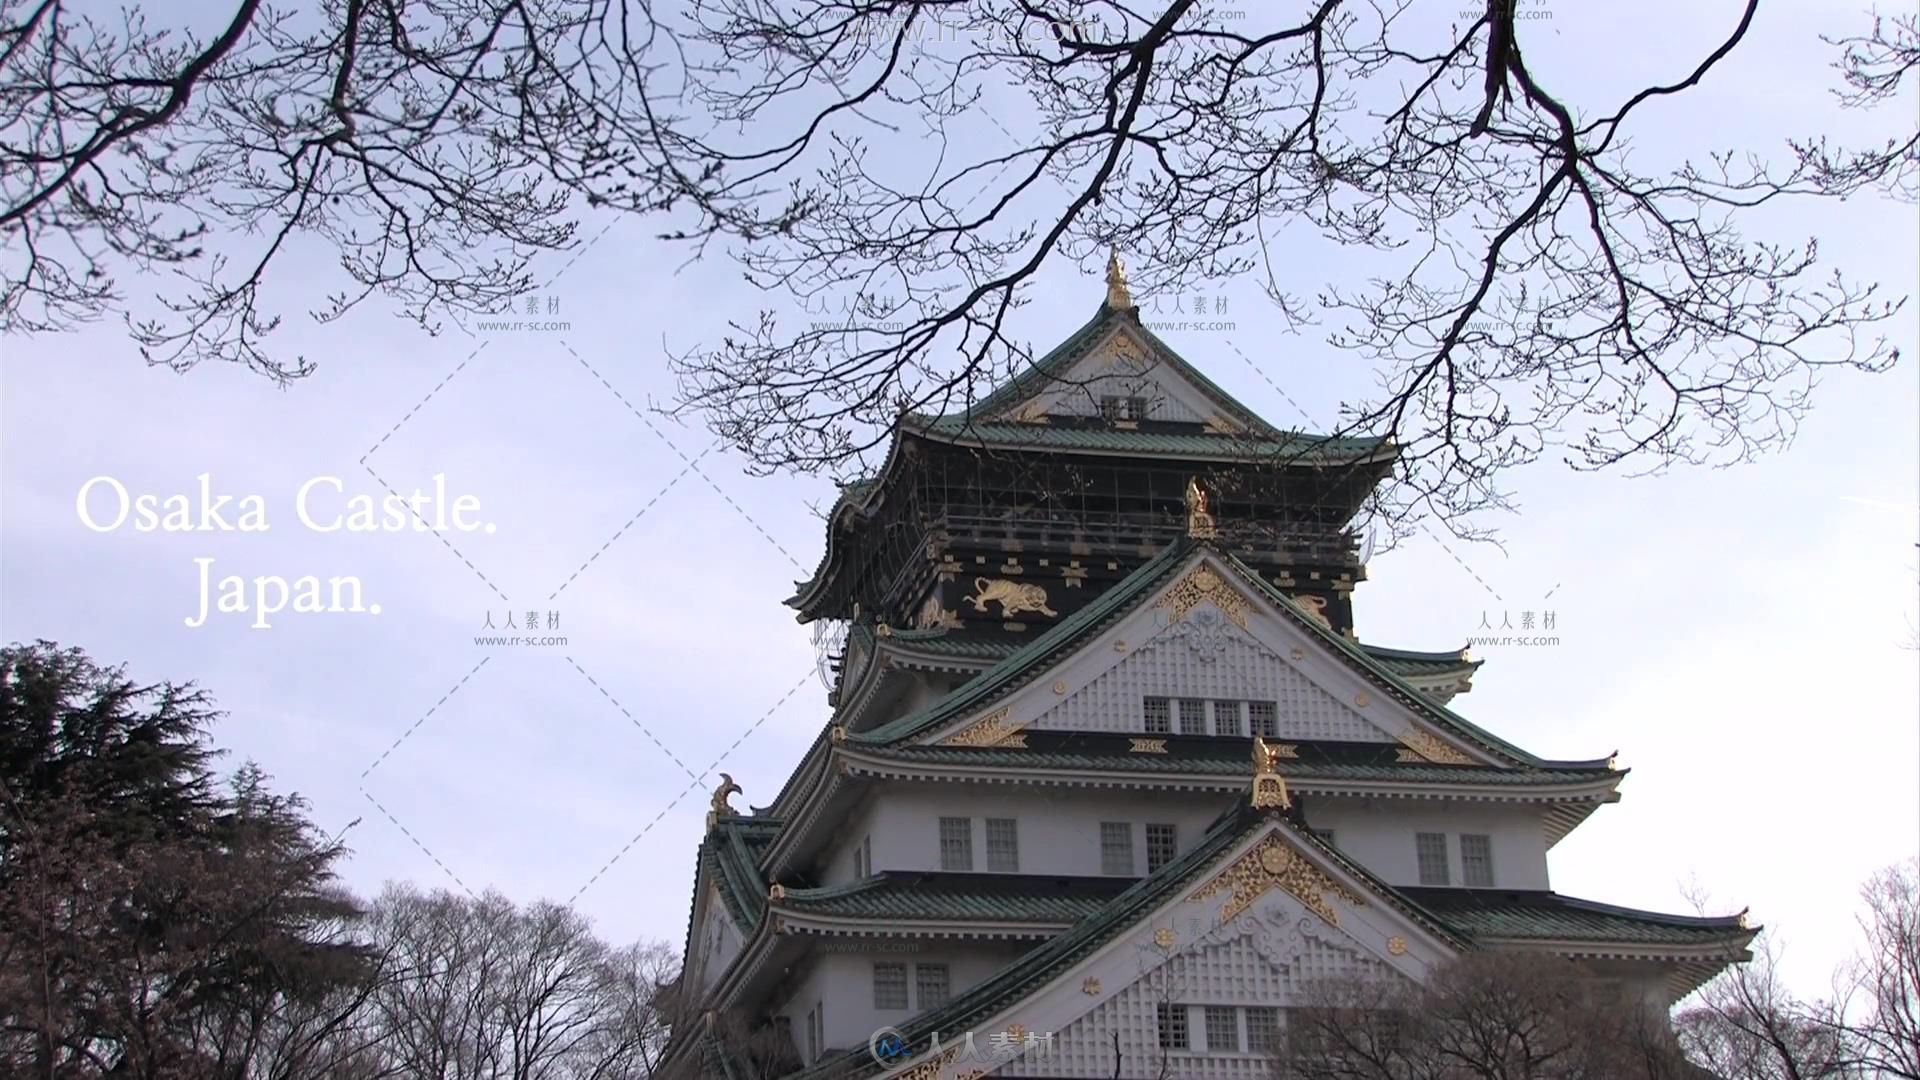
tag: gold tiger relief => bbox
[964,577,1058,618]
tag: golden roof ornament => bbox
[1251,736,1292,809]
[1105,248,1133,309]
[706,773,742,827]
[1185,477,1218,539]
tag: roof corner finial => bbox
[1105,247,1132,310]
[1251,736,1292,810]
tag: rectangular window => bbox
[1143,696,1172,734]
[853,842,865,879]
[1211,700,1244,736]
[1100,821,1134,875]
[1245,1006,1280,1053]
[1204,1005,1239,1052]
[806,1005,820,1062]
[863,835,872,876]
[986,818,1019,872]
[1249,700,1279,738]
[872,962,909,1010]
[916,964,951,1009]
[1461,833,1495,887]
[1101,395,1148,421]
[1416,832,1450,886]
[1178,698,1208,735]
[939,817,973,871]
[1157,1003,1189,1050]
[1146,823,1178,873]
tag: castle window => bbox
[853,842,865,879]
[863,835,872,875]
[1143,696,1172,734]
[939,817,973,871]
[1212,700,1245,736]
[872,962,909,1009]
[1249,700,1279,738]
[1461,833,1495,887]
[1177,698,1207,735]
[1245,1007,1280,1052]
[1416,832,1450,886]
[1146,823,1178,872]
[1101,822,1135,875]
[1157,1003,1190,1050]
[986,818,1020,872]
[1100,395,1148,421]
[916,963,951,1008]
[1204,1005,1239,1052]
[806,1004,820,1061]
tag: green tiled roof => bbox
[908,416,1389,463]
[781,872,1131,923]
[1401,888,1753,946]
[882,630,1478,677]
[699,816,780,929]
[857,742,1616,785]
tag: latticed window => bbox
[1157,1003,1189,1050]
[1461,833,1495,886]
[1100,395,1148,421]
[916,964,951,1008]
[1249,700,1279,738]
[1245,1007,1280,1053]
[1416,832,1450,885]
[1100,821,1134,875]
[986,818,1019,872]
[1204,1006,1239,1052]
[1178,698,1207,735]
[872,963,908,1009]
[939,817,973,871]
[1212,700,1244,736]
[1146,823,1178,872]
[1143,696,1172,734]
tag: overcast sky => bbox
[2,0,1915,998]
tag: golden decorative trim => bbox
[1130,738,1168,754]
[1005,1023,1027,1043]
[875,623,892,638]
[1291,593,1332,629]
[1202,413,1243,435]
[940,707,1028,748]
[709,773,742,817]
[1354,691,1371,708]
[1053,680,1067,695]
[1106,249,1133,309]
[1397,728,1477,765]
[1252,736,1292,809]
[963,577,1057,619]
[1154,927,1176,950]
[894,1046,960,1080]
[768,884,787,903]
[830,725,847,745]
[1185,477,1218,539]
[1290,647,1305,661]
[1156,565,1250,629]
[1388,936,1408,956]
[1113,639,1127,652]
[1081,976,1103,996]
[1007,399,1051,425]
[1188,834,1365,926]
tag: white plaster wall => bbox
[1301,796,1549,890]
[778,941,1029,1059]
[831,784,1228,879]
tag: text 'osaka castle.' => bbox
[662,261,1755,1080]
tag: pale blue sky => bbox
[1,0,1915,999]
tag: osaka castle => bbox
[660,259,1755,1079]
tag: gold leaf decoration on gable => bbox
[1396,728,1476,765]
[1202,413,1243,435]
[940,707,1027,748]
[1129,738,1168,754]
[1291,593,1333,629]
[1188,834,1365,927]
[1155,565,1250,629]
[1007,398,1051,425]
[1388,936,1408,956]
[1154,927,1176,950]
[1081,976,1103,995]
[894,1046,960,1080]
